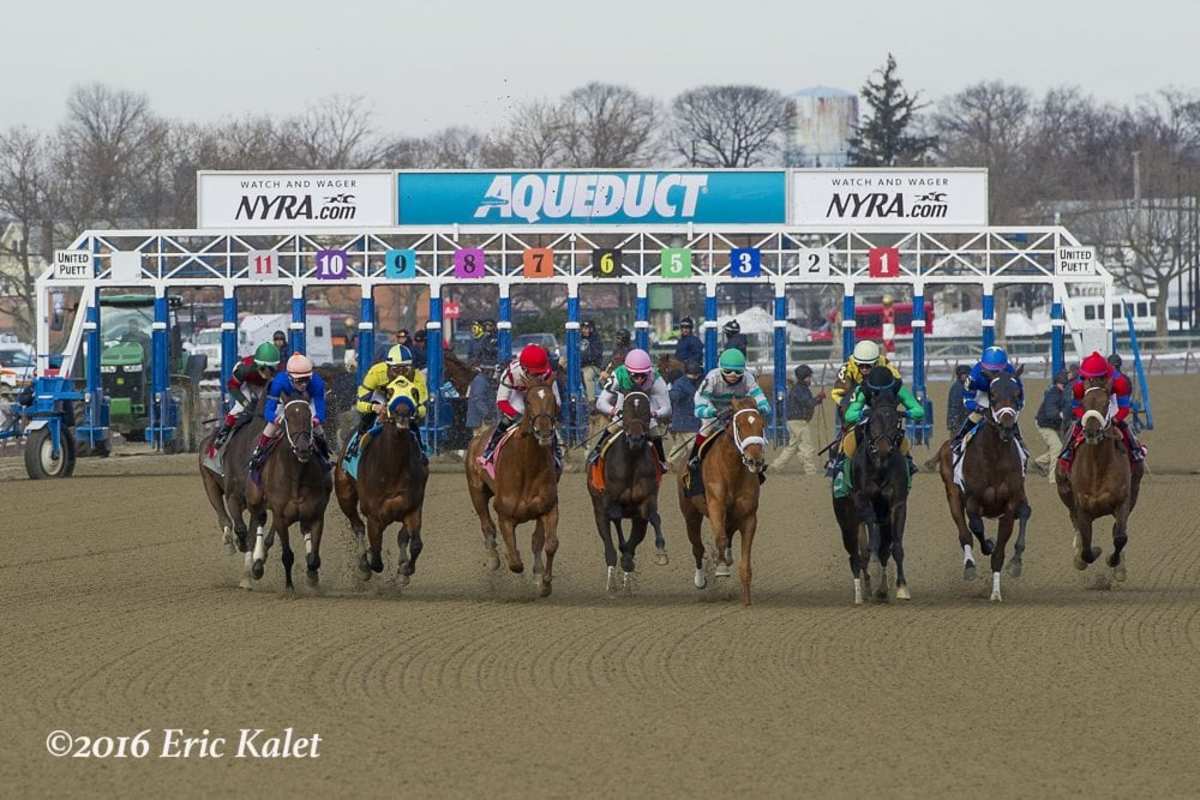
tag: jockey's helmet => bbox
[1080,352,1110,379]
[981,346,1008,372]
[864,366,898,397]
[387,344,414,366]
[615,329,632,346]
[518,344,553,377]
[1107,352,1123,371]
[286,353,313,380]
[254,342,280,369]
[624,349,653,384]
[851,340,881,366]
[718,348,746,381]
[723,319,740,335]
[470,321,484,338]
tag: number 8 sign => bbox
[454,248,486,279]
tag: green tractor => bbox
[99,294,206,452]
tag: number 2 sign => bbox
[868,247,901,278]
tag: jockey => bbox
[589,348,672,470]
[830,365,924,494]
[209,341,279,455]
[951,345,1025,445]
[248,353,329,472]
[830,340,901,424]
[347,344,428,458]
[685,348,770,472]
[1059,350,1145,469]
[481,344,562,461]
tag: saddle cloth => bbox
[588,432,664,493]
[341,423,383,480]
[682,430,727,498]
[477,425,520,481]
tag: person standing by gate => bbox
[946,364,971,437]
[722,319,749,359]
[603,329,633,381]
[667,360,703,463]
[1033,369,1070,482]
[411,329,429,371]
[272,330,290,369]
[772,365,825,474]
[674,317,704,367]
[580,320,605,402]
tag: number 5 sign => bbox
[660,248,692,279]
[868,247,902,278]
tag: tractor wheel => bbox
[24,427,76,479]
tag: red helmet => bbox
[1079,351,1111,379]
[518,344,552,377]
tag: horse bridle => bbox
[986,376,1020,440]
[731,408,768,472]
[282,399,314,459]
[524,387,558,446]
[620,391,651,444]
[1081,384,1113,443]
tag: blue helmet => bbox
[981,346,1008,371]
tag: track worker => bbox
[771,364,825,475]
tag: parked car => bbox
[183,328,223,374]
[0,344,36,392]
[513,333,561,363]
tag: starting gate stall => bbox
[29,168,1120,475]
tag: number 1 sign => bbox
[868,247,901,279]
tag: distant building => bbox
[788,86,858,168]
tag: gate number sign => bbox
[315,249,349,280]
[730,247,761,278]
[454,248,486,279]
[523,247,554,279]
[385,248,417,279]
[247,249,279,281]
[661,248,692,279]
[593,248,621,277]
[868,247,901,278]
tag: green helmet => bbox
[718,348,746,372]
[253,342,281,367]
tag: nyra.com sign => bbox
[197,171,395,229]
[396,170,787,225]
[792,168,989,227]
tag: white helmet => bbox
[851,340,881,365]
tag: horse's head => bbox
[523,382,559,447]
[383,377,418,428]
[1080,378,1112,445]
[986,374,1022,442]
[864,389,903,465]
[730,397,767,474]
[620,391,652,448]
[282,399,315,463]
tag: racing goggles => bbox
[720,368,744,380]
[630,370,651,384]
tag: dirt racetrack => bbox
[2,375,1199,798]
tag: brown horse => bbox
[1055,379,1143,580]
[677,397,767,605]
[200,414,265,588]
[442,350,478,396]
[244,399,333,591]
[464,382,561,597]
[936,373,1028,602]
[334,380,429,585]
[588,391,661,593]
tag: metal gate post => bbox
[290,284,306,356]
[1050,283,1065,378]
[911,281,929,445]
[150,285,170,449]
[82,285,104,445]
[703,279,718,372]
[981,281,996,350]
[772,281,787,445]
[497,282,512,363]
[426,284,443,455]
[357,284,375,387]
[565,281,582,445]
[841,282,856,361]
[220,285,237,411]
[635,281,650,351]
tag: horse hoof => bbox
[981,539,995,556]
[715,563,732,578]
[485,552,501,572]
[1007,559,1023,578]
[693,569,707,590]
[895,584,912,601]
[508,562,525,575]
[370,555,384,574]
[990,590,1003,602]
[306,554,321,572]
[305,570,319,588]
[605,566,618,593]
[1113,562,1127,582]
[538,576,552,598]
[397,572,411,587]
[654,548,669,566]
[963,562,977,581]
[251,559,264,580]
[1074,554,1088,571]
[356,556,372,578]
[238,578,253,590]
[853,578,864,605]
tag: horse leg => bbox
[594,503,619,592]
[496,516,524,574]
[538,506,559,598]
[395,522,412,587]
[1008,501,1031,578]
[989,512,1014,602]
[276,523,295,593]
[706,499,732,579]
[736,514,757,607]
[226,492,250,554]
[968,512,994,556]
[650,509,669,566]
[364,517,385,575]
[470,487,501,571]
[623,517,649,593]
[1108,503,1131,581]
[684,507,707,590]
[945,486,977,580]
[335,473,366,562]
[531,519,546,575]
[202,472,236,554]
[1073,512,1102,571]
[250,509,270,581]
[303,516,324,587]
[835,501,865,604]
[893,503,911,601]
[403,508,424,578]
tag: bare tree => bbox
[558,83,660,167]
[501,98,565,167]
[282,95,387,169]
[669,85,793,167]
[0,127,53,338]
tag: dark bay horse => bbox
[1055,379,1143,580]
[588,391,661,593]
[200,414,266,588]
[832,389,911,604]
[464,382,561,597]
[335,381,430,586]
[677,397,767,605]
[244,399,333,592]
[936,373,1029,602]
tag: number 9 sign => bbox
[730,247,761,278]
[454,247,486,279]
[385,248,417,279]
[593,248,621,277]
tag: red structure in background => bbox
[809,301,934,343]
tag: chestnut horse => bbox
[588,391,661,593]
[200,413,263,587]
[334,380,429,586]
[1055,379,1143,580]
[244,400,333,592]
[936,374,1028,602]
[464,382,561,597]
[677,397,767,605]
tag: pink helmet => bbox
[624,348,653,374]
[286,353,314,378]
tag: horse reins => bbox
[282,399,314,455]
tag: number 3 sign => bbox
[730,247,761,278]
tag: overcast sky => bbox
[1,0,1189,135]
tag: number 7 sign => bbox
[868,247,902,278]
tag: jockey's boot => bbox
[652,436,670,472]
[209,417,236,456]
[347,412,375,458]
[409,418,429,465]
[951,414,980,449]
[482,418,513,461]
[832,454,851,498]
[587,430,610,466]
[247,433,272,473]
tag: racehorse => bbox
[1055,379,1142,580]
[935,373,1029,602]
[244,399,333,591]
[677,397,767,606]
[587,391,662,593]
[832,388,911,604]
[200,412,266,587]
[464,381,561,597]
[442,350,478,396]
[334,380,429,586]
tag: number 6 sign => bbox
[454,248,486,279]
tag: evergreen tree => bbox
[848,53,938,166]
